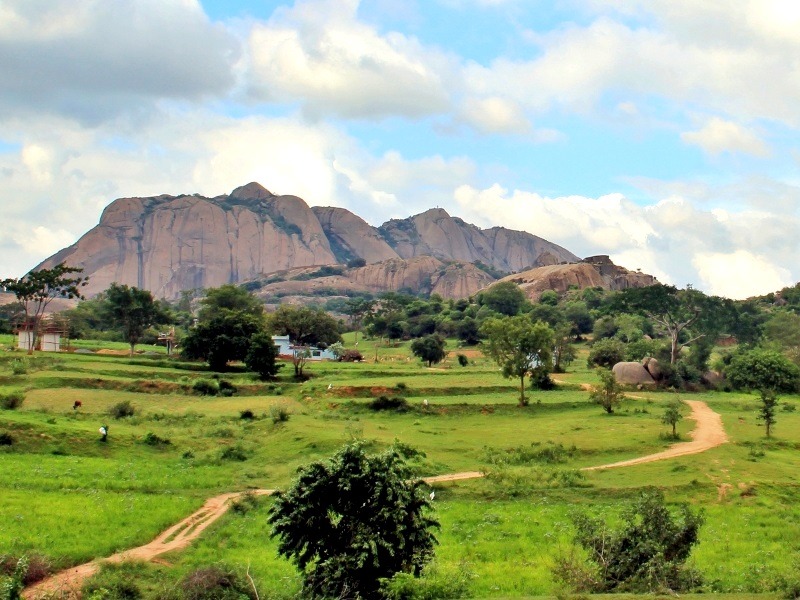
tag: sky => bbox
[1,0,799,299]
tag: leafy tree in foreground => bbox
[758,389,778,438]
[244,332,282,380]
[661,400,683,438]
[590,368,625,414]
[410,334,447,367]
[1,263,88,354]
[587,338,626,369]
[725,348,800,393]
[559,489,704,593]
[269,443,439,599]
[103,283,169,355]
[480,315,553,406]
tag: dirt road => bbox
[24,402,726,598]
[582,400,728,471]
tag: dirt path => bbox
[24,403,726,598]
[23,490,275,599]
[582,400,728,471]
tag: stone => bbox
[641,357,663,380]
[612,362,656,386]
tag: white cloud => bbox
[459,97,531,134]
[0,0,239,124]
[681,117,770,157]
[453,182,800,298]
[693,250,793,298]
[246,0,452,118]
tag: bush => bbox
[10,360,27,376]
[269,403,290,424]
[179,565,256,600]
[339,349,364,362]
[108,400,135,419]
[239,409,255,420]
[556,489,704,593]
[230,491,262,515]
[193,379,219,396]
[142,432,171,447]
[1,554,53,586]
[725,348,800,393]
[369,396,409,412]
[0,392,24,410]
[587,338,626,369]
[218,379,237,397]
[0,432,14,446]
[457,354,469,367]
[82,563,143,599]
[380,563,474,599]
[219,445,249,461]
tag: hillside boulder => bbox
[612,362,656,387]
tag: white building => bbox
[271,335,336,361]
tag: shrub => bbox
[0,392,24,410]
[457,354,469,367]
[339,349,364,362]
[179,565,256,600]
[230,491,262,515]
[218,379,237,397]
[108,400,135,419]
[587,338,626,369]
[219,445,249,461]
[556,489,704,593]
[82,564,143,599]
[142,432,171,447]
[380,563,474,599]
[0,432,15,446]
[369,396,409,412]
[239,409,256,420]
[193,379,219,396]
[725,348,800,393]
[1,554,52,586]
[269,403,290,424]
[10,360,27,376]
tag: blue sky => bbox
[1,0,799,298]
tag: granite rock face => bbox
[35,183,654,301]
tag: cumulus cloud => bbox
[453,182,800,298]
[246,0,452,118]
[0,0,239,124]
[459,97,531,134]
[681,117,770,157]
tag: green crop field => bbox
[1,338,799,599]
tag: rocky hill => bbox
[35,182,654,300]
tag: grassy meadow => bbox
[1,332,799,598]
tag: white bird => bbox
[327,384,333,390]
[429,491,435,501]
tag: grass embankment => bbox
[1,338,799,597]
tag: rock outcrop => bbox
[34,182,656,301]
[612,362,656,387]
[495,258,657,300]
[378,208,579,272]
[251,257,495,300]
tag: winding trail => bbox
[582,400,728,471]
[24,402,726,599]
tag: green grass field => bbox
[1,338,799,598]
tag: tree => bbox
[587,338,626,369]
[1,263,88,354]
[725,348,800,393]
[757,390,778,438]
[343,297,374,343]
[181,285,266,371]
[552,324,577,373]
[616,284,714,364]
[480,281,528,316]
[590,368,625,414]
[269,305,342,348]
[269,443,439,599]
[480,316,554,406]
[244,332,282,380]
[103,283,169,356]
[456,316,481,345]
[561,489,704,593]
[661,400,683,438]
[410,334,447,367]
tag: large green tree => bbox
[410,334,447,367]
[269,305,342,348]
[725,348,800,393]
[480,315,554,406]
[1,263,88,354]
[269,443,439,599]
[244,332,282,380]
[479,281,528,316]
[181,285,266,371]
[103,283,169,355]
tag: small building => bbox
[271,335,336,361]
[16,317,67,352]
